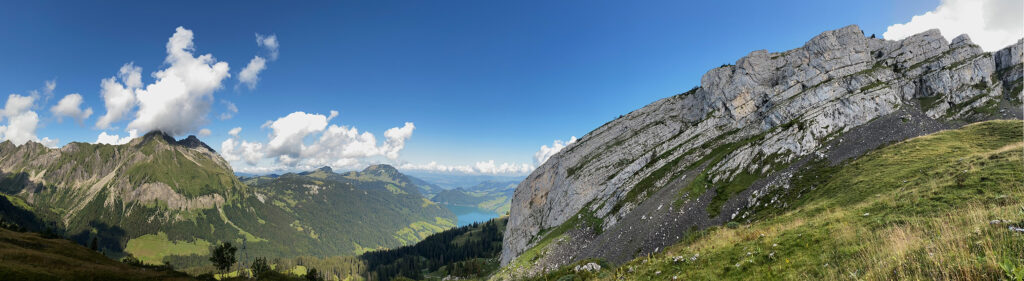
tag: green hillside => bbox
[0,132,455,275]
[0,132,252,264]
[500,120,1024,280]
[233,164,456,259]
[0,227,195,281]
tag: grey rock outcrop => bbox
[498,25,1023,276]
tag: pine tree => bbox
[305,267,323,281]
[251,257,271,279]
[209,242,237,273]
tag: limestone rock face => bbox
[499,25,1023,273]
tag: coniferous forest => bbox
[361,218,506,280]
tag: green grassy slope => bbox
[0,228,195,281]
[0,132,254,266]
[511,120,1024,280]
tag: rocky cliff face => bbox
[499,25,1023,274]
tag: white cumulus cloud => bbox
[198,128,212,136]
[95,27,230,137]
[95,64,140,129]
[96,130,138,145]
[238,56,267,90]
[264,111,330,160]
[126,26,230,136]
[221,137,265,165]
[381,123,415,159]
[474,160,535,174]
[534,136,578,166]
[221,110,416,170]
[398,160,534,175]
[51,93,93,124]
[884,0,1024,51]
[237,33,279,90]
[0,94,49,146]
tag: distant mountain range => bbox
[430,180,518,215]
[402,172,524,190]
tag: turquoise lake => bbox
[447,205,500,226]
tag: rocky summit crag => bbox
[499,25,1023,275]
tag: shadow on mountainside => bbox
[70,221,129,255]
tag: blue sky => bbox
[1,0,1008,174]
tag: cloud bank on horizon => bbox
[884,0,1023,51]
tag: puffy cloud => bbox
[237,33,279,90]
[473,160,534,174]
[51,93,93,124]
[534,136,578,166]
[0,94,45,145]
[228,127,242,137]
[119,63,143,89]
[126,27,230,136]
[256,33,279,60]
[884,0,1023,51]
[382,122,415,159]
[95,27,230,136]
[264,111,330,160]
[3,94,35,115]
[399,161,476,174]
[95,64,140,129]
[198,128,212,136]
[221,137,265,165]
[221,110,416,169]
[96,129,138,145]
[38,137,58,148]
[238,56,267,90]
[398,160,534,175]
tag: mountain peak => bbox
[176,135,215,152]
[316,166,333,173]
[134,131,215,152]
[140,130,176,144]
[363,164,400,175]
